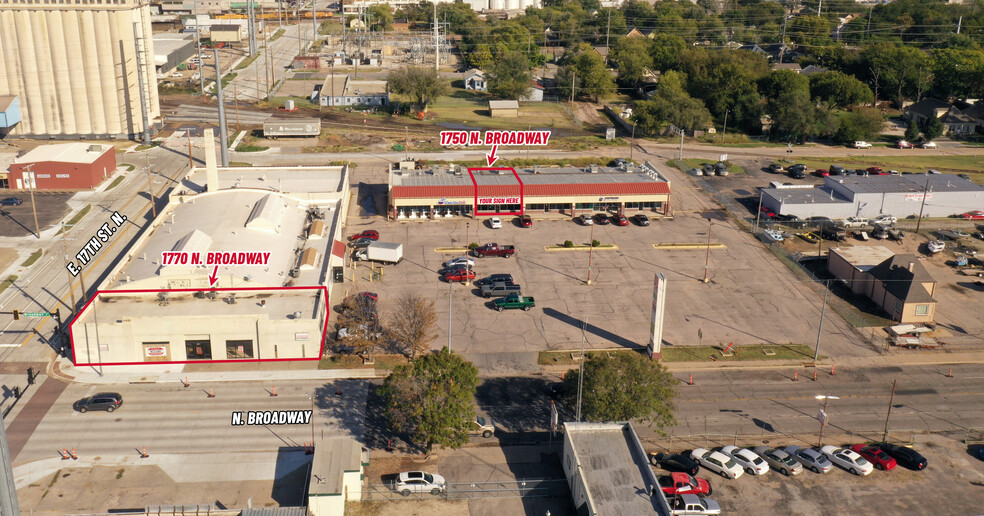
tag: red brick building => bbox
[8,143,116,190]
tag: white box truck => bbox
[354,242,403,264]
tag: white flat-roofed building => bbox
[563,422,672,516]
[69,134,351,367]
[319,75,389,107]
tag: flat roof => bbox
[831,245,896,272]
[489,100,519,109]
[827,174,984,195]
[182,166,346,196]
[393,164,666,188]
[565,422,670,516]
[153,32,195,59]
[309,438,365,496]
[345,80,387,95]
[764,186,850,205]
[0,95,16,112]
[14,143,110,165]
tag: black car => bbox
[829,165,846,176]
[875,443,928,470]
[806,216,834,227]
[594,213,611,225]
[648,452,700,476]
[75,392,123,413]
[788,167,806,179]
[773,214,807,228]
[633,214,650,226]
[0,197,23,206]
[701,163,715,174]
[479,273,514,286]
[788,164,807,173]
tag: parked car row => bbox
[576,213,649,226]
[689,162,731,177]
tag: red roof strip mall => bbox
[387,160,671,220]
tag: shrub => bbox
[468,242,479,250]
[591,239,600,247]
[564,240,574,248]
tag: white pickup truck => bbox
[839,217,869,228]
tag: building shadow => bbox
[270,448,314,506]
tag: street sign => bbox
[817,410,827,424]
[22,312,51,317]
[719,154,728,162]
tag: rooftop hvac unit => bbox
[589,164,599,173]
[87,145,102,153]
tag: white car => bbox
[820,446,873,476]
[784,445,833,474]
[444,256,476,268]
[853,141,872,149]
[690,448,744,479]
[872,215,897,225]
[840,217,869,228]
[169,72,183,78]
[394,471,446,496]
[762,228,783,242]
[753,446,804,476]
[200,54,213,60]
[920,141,937,149]
[721,446,770,475]
[490,217,502,229]
[579,214,594,225]
[927,240,945,254]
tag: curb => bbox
[544,245,619,251]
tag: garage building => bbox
[827,246,937,324]
[8,143,116,190]
[761,174,984,220]
[387,161,671,220]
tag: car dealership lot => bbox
[343,197,873,371]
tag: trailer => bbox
[262,118,321,138]
[354,242,403,264]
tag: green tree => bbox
[769,89,836,143]
[611,36,654,86]
[488,53,534,100]
[368,4,393,31]
[922,115,944,141]
[469,44,495,71]
[905,119,920,141]
[379,347,480,452]
[809,71,874,109]
[561,352,676,427]
[633,71,712,134]
[387,66,450,112]
[560,44,616,101]
[649,34,687,71]
[931,49,984,100]
[788,16,832,47]
[835,108,886,143]
[758,69,810,102]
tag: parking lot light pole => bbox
[702,218,712,283]
[586,222,594,285]
[816,394,839,447]
[307,392,316,448]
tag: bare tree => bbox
[387,292,438,359]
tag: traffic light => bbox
[12,309,18,320]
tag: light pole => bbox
[814,280,828,361]
[307,392,316,448]
[447,280,453,354]
[629,122,636,162]
[816,394,839,447]
[702,218,712,283]
[882,379,897,442]
[586,220,594,285]
[22,164,40,238]
[722,109,729,143]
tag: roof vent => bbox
[87,145,102,152]
[589,164,599,173]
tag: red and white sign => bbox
[439,130,551,147]
[145,347,167,357]
[478,197,520,205]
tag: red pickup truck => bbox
[658,472,712,496]
[473,243,516,258]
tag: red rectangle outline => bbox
[467,167,524,216]
[68,285,329,366]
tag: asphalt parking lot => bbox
[0,192,74,237]
[342,182,872,373]
[659,434,984,515]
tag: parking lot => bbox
[0,191,74,237]
[685,156,984,347]
[342,172,873,373]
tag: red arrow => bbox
[207,265,219,287]
[486,144,499,167]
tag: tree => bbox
[809,71,874,109]
[611,36,653,86]
[834,108,886,143]
[335,293,382,358]
[649,34,687,71]
[922,115,943,141]
[368,4,393,31]
[569,44,616,101]
[788,16,832,47]
[905,119,920,141]
[379,348,480,452]
[561,352,676,427]
[387,292,439,360]
[387,66,450,112]
[758,69,810,102]
[633,71,712,134]
[488,53,534,100]
[768,89,836,143]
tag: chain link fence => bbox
[364,478,569,501]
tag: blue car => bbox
[0,197,23,206]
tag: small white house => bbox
[464,69,487,91]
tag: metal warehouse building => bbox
[762,174,984,219]
[387,161,671,220]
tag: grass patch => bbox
[329,160,355,167]
[550,136,627,151]
[115,468,125,479]
[270,29,285,42]
[257,96,321,111]
[302,133,367,153]
[318,353,407,370]
[119,163,136,172]
[56,205,92,235]
[220,72,238,89]
[104,176,126,191]
[695,135,791,147]
[423,156,621,169]
[21,250,42,267]
[538,343,818,366]
[158,83,198,95]
[234,53,261,71]
[235,136,269,152]
[134,142,160,151]
[229,161,253,167]
[0,275,16,295]
[421,90,580,131]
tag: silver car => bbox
[394,471,446,496]
[753,446,804,476]
[784,445,833,474]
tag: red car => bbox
[518,215,533,228]
[816,169,830,177]
[613,215,629,226]
[850,444,897,471]
[444,269,476,283]
[961,210,984,220]
[658,472,712,496]
[866,167,884,175]
[761,206,776,218]
[896,140,914,149]
[349,230,380,241]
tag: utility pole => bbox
[605,9,611,50]
[234,85,241,132]
[915,175,931,234]
[817,0,822,16]
[722,109,729,143]
[433,2,439,71]
[0,410,19,516]
[186,130,194,169]
[404,126,409,160]
[816,395,839,447]
[702,218,712,283]
[814,281,828,361]
[313,0,318,46]
[570,69,576,104]
[194,0,206,99]
[865,8,873,40]
[23,164,40,239]
[264,32,271,97]
[145,155,157,219]
[61,222,77,315]
[214,48,230,167]
[629,122,636,162]
[957,15,962,34]
[882,379,898,442]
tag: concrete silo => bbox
[0,0,160,139]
